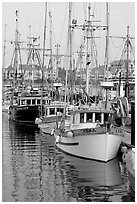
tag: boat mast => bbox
[2,24,7,101]
[105,2,109,82]
[55,43,60,79]
[3,24,7,71]
[68,2,73,105]
[41,2,47,117]
[64,2,72,114]
[86,3,91,95]
[110,26,134,99]
[104,2,109,109]
[49,11,53,81]
[11,11,19,105]
[125,25,130,98]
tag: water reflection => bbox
[57,155,131,202]
[2,113,134,202]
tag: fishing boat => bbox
[35,100,71,134]
[52,3,124,162]
[9,89,50,125]
[53,101,123,162]
[34,5,73,134]
[8,11,50,126]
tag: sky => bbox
[1,1,135,69]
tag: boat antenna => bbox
[41,3,47,117]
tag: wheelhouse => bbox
[17,96,51,106]
[71,109,113,125]
[44,106,65,117]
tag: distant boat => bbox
[9,90,50,125]
[8,11,50,126]
[35,100,71,134]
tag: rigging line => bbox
[110,37,125,49]
[92,2,96,16]
[10,49,15,67]
[59,3,68,45]
[92,40,98,67]
[5,46,14,55]
[82,2,87,21]
[128,40,135,55]
[48,3,55,44]
[94,41,101,49]
[113,41,127,63]
[52,25,56,46]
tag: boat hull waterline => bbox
[54,131,123,162]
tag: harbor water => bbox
[2,112,135,202]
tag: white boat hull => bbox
[54,132,123,162]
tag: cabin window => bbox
[80,113,84,123]
[42,100,46,105]
[32,99,36,105]
[57,108,64,113]
[21,100,25,105]
[45,109,48,116]
[104,113,109,122]
[67,109,71,115]
[87,112,93,122]
[27,99,31,105]
[95,113,101,122]
[49,108,55,115]
[37,99,40,105]
[18,100,20,105]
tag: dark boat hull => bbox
[9,105,39,125]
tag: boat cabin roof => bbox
[18,96,50,100]
[70,106,114,114]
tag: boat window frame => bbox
[86,112,93,123]
[37,99,41,105]
[21,99,26,106]
[32,99,36,105]
[104,113,109,123]
[80,112,84,123]
[95,112,101,123]
[49,107,56,115]
[27,99,31,105]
